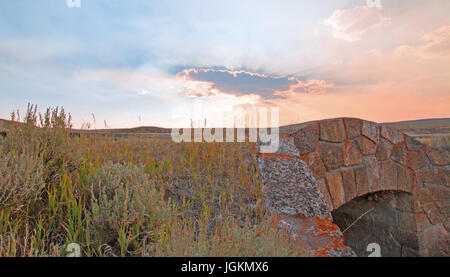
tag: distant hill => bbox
[381,118,450,136]
[0,119,21,131]
[72,126,171,135]
[2,117,449,136]
[382,118,450,126]
[0,118,170,135]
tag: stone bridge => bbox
[257,118,449,257]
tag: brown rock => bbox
[343,118,362,139]
[417,186,434,205]
[422,201,442,225]
[376,138,393,161]
[435,200,450,219]
[354,165,369,197]
[415,212,431,232]
[343,140,363,166]
[320,142,344,171]
[341,168,357,202]
[361,121,379,143]
[358,136,377,155]
[391,229,420,251]
[392,143,407,165]
[396,164,411,192]
[419,224,449,257]
[407,151,428,170]
[405,135,422,151]
[325,171,345,209]
[411,174,424,202]
[380,161,398,191]
[426,147,450,166]
[402,246,420,257]
[418,167,449,186]
[398,211,418,233]
[395,193,414,212]
[423,183,450,202]
[363,156,380,192]
[320,119,346,143]
[318,178,333,211]
[381,126,404,145]
[293,123,319,155]
[444,220,450,232]
[301,152,326,180]
[398,192,422,213]
[274,136,300,156]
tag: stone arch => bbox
[257,118,449,256]
[332,190,417,257]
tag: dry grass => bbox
[0,104,311,257]
[0,150,44,212]
[417,135,450,150]
[387,123,450,135]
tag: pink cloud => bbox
[421,25,450,58]
[325,6,391,42]
[396,25,450,59]
[272,89,450,126]
[292,80,334,94]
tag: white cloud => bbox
[325,6,391,42]
[137,90,150,96]
[74,68,185,100]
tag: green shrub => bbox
[87,163,168,247]
[0,150,44,212]
[37,106,81,184]
[3,104,81,185]
[0,103,311,256]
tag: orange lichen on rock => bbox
[294,216,350,257]
[258,153,299,160]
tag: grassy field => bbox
[383,118,450,133]
[2,105,448,257]
[383,119,450,150]
[0,105,310,257]
[415,135,450,150]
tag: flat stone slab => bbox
[278,216,356,257]
[258,156,331,220]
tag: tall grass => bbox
[0,104,311,257]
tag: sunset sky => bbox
[1,0,449,128]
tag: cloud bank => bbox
[325,6,391,41]
[176,68,333,99]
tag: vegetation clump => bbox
[0,104,310,257]
[0,150,44,212]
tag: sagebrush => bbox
[0,104,311,257]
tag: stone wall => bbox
[258,118,449,256]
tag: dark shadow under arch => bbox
[331,190,419,257]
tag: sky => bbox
[0,0,449,128]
